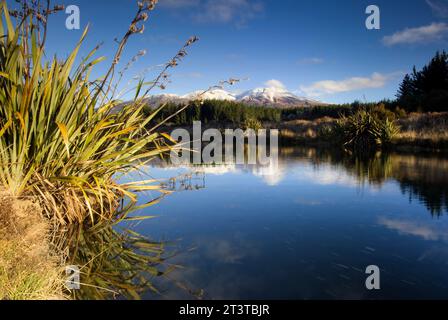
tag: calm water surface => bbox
[124,147,448,300]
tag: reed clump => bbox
[0,0,196,225]
[242,118,263,131]
[333,106,400,151]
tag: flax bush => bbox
[0,1,195,224]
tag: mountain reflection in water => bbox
[72,146,448,299]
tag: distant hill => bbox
[236,87,323,107]
[145,87,325,108]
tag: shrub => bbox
[317,124,336,141]
[0,1,191,224]
[242,118,263,131]
[335,108,400,151]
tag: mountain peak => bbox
[237,87,317,107]
[182,89,236,101]
[146,87,323,107]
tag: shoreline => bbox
[156,111,448,154]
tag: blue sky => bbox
[19,0,448,103]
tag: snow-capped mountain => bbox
[182,89,236,101]
[146,87,323,107]
[237,87,320,107]
[144,93,183,106]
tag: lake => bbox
[122,146,448,300]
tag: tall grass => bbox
[0,1,194,224]
[335,107,400,151]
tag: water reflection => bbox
[61,222,171,300]
[305,149,448,216]
[378,217,448,241]
[67,146,448,300]
[62,172,208,300]
[133,145,448,299]
[151,146,448,217]
[162,172,206,192]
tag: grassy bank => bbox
[278,111,448,151]
[157,106,448,151]
[394,112,448,149]
[0,190,65,300]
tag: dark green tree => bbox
[397,51,448,112]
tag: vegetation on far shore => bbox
[148,51,448,151]
[280,111,448,150]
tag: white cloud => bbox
[378,217,448,241]
[251,160,286,186]
[426,0,448,18]
[204,240,247,264]
[300,72,390,97]
[264,79,286,90]
[194,0,264,25]
[294,164,358,188]
[298,57,324,65]
[382,22,448,46]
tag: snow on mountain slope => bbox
[141,94,183,108]
[182,89,236,101]
[237,87,320,107]
[145,87,324,107]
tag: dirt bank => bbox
[0,190,65,300]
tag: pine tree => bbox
[397,74,416,109]
[397,51,448,112]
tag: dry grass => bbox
[279,117,337,141]
[395,112,448,147]
[0,190,66,300]
[279,112,448,150]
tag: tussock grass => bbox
[335,108,400,150]
[0,0,201,300]
[279,111,448,150]
[280,117,337,142]
[0,1,186,225]
[395,112,448,147]
[279,107,401,150]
